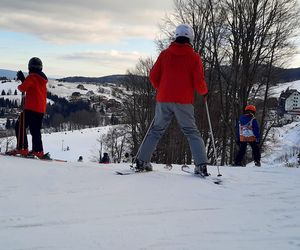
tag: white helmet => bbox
[175,24,194,42]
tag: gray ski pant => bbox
[138,102,208,165]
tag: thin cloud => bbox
[54,50,147,76]
[0,0,173,44]
[60,50,144,63]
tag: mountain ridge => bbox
[2,66,300,84]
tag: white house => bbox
[285,91,300,111]
[279,88,300,112]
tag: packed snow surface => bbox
[0,157,300,249]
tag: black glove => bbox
[16,70,25,83]
[202,91,208,102]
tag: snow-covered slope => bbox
[263,122,300,167]
[0,80,21,102]
[42,126,112,162]
[1,122,300,249]
[271,79,300,97]
[0,157,299,250]
[1,73,300,250]
[0,126,112,162]
[47,80,128,103]
[0,79,127,106]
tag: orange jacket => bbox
[150,42,208,104]
[18,73,48,113]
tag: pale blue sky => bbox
[0,0,173,77]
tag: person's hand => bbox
[16,70,25,82]
[203,91,208,102]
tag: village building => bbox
[278,88,300,120]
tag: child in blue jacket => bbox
[234,105,261,166]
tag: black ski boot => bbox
[135,159,153,172]
[254,161,261,167]
[194,164,210,177]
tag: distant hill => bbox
[2,66,300,84]
[57,74,126,84]
[277,67,300,83]
[0,69,17,79]
[0,69,126,83]
[57,68,300,85]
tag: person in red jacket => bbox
[135,24,209,176]
[7,57,48,158]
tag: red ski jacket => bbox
[150,42,208,104]
[18,73,48,113]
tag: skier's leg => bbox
[27,110,44,153]
[173,104,208,166]
[234,142,247,165]
[249,142,261,164]
[137,102,173,162]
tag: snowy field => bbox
[263,122,300,166]
[0,79,127,105]
[0,126,112,162]
[0,122,300,249]
[1,79,300,249]
[47,81,122,100]
[270,79,300,97]
[0,80,21,102]
[0,156,299,250]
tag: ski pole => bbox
[204,98,222,177]
[133,117,155,165]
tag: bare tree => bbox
[103,126,131,163]
[156,0,300,165]
[122,58,156,155]
[95,134,105,163]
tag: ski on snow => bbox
[116,170,140,175]
[181,165,222,185]
[115,167,153,175]
[0,152,67,162]
[116,165,222,185]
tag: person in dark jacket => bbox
[100,153,110,164]
[135,24,209,175]
[6,57,48,158]
[123,152,132,163]
[234,105,261,166]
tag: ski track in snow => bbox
[0,156,300,250]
